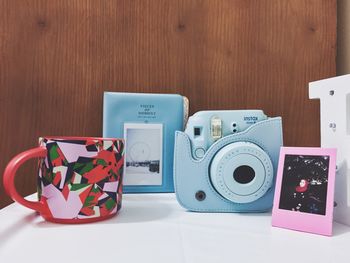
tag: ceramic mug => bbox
[3,137,124,223]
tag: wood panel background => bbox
[0,0,336,208]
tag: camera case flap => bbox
[174,117,283,212]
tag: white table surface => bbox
[1,193,350,263]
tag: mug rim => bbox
[40,136,124,141]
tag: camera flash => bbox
[211,116,222,141]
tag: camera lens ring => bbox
[209,141,273,203]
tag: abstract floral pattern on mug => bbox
[37,138,124,220]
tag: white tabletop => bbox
[0,193,350,263]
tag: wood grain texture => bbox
[0,0,336,208]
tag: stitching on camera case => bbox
[174,117,283,212]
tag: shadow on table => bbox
[0,212,39,248]
[332,222,350,236]
[99,202,174,225]
[94,194,176,225]
[33,201,174,228]
[237,212,272,218]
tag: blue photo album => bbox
[103,92,189,193]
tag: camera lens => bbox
[233,165,255,184]
[210,141,273,203]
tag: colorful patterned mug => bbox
[3,137,124,223]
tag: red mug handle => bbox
[3,147,47,212]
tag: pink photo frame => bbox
[272,147,337,236]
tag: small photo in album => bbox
[123,123,163,186]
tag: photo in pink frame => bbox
[272,147,337,236]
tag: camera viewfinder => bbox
[194,127,201,136]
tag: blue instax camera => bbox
[174,110,283,212]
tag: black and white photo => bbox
[124,123,163,186]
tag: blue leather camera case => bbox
[174,117,283,212]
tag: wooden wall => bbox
[0,0,336,208]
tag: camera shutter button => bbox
[194,148,206,158]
